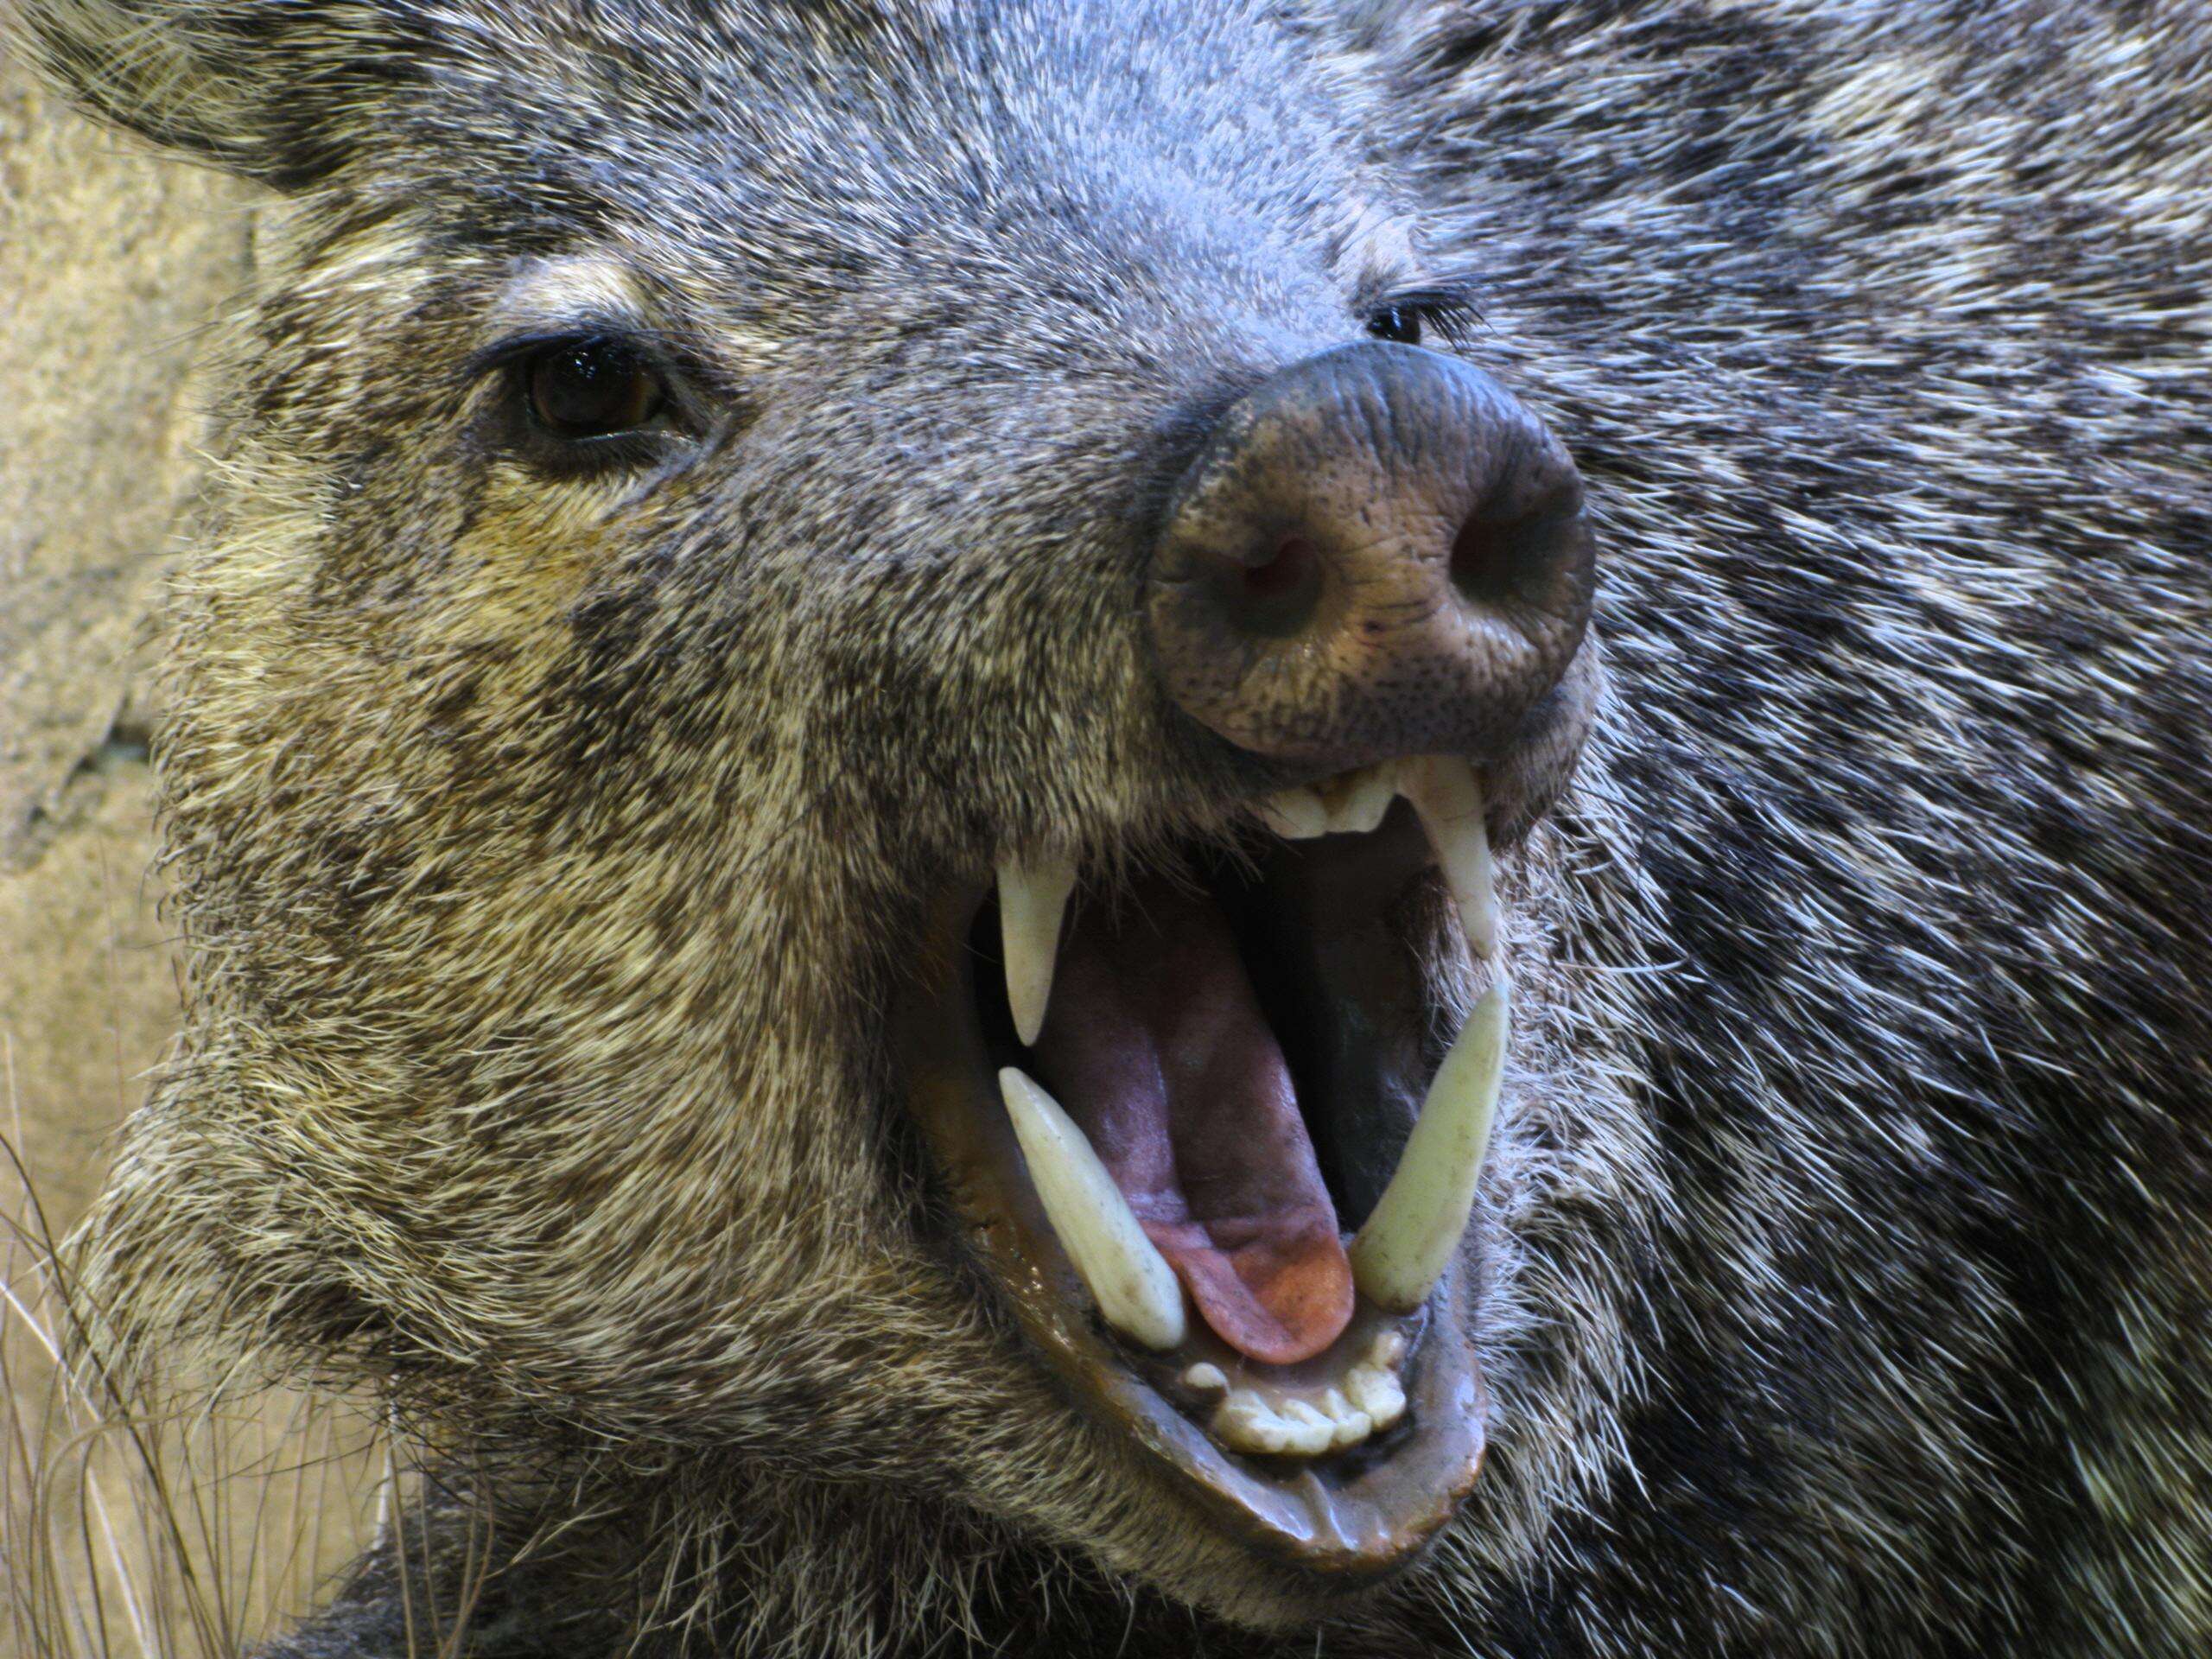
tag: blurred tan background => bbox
[0,57,235,1212]
[3,64,382,1657]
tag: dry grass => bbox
[0,731,399,1656]
[0,1092,391,1659]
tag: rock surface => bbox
[0,60,249,1224]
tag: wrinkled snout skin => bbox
[1149,342,1596,771]
[16,0,2212,1655]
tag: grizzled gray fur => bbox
[7,0,2210,1654]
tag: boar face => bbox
[17,0,1650,1633]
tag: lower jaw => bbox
[894,883,1487,1582]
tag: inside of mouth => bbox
[972,807,1442,1370]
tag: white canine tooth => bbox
[1259,787,1330,840]
[996,854,1078,1046]
[997,1067,1186,1351]
[1400,755,1500,960]
[1348,978,1510,1313]
[1320,763,1399,835]
[1183,1363,1229,1394]
[1346,1363,1407,1431]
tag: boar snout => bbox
[1147,341,1595,771]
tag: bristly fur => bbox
[5,0,2209,1654]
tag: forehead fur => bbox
[336,2,1387,262]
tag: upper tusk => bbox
[1400,755,1499,960]
[996,854,1077,1047]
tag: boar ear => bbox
[6,1,416,188]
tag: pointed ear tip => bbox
[8,3,221,151]
[3,0,360,187]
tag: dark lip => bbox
[893,869,1488,1581]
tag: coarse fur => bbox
[5,0,2209,1654]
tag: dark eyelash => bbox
[463,313,747,391]
[1374,283,1485,349]
[461,326,662,385]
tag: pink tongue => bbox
[1030,875,1354,1365]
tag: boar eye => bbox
[525,339,668,439]
[1366,304,1422,346]
[1363,289,1479,351]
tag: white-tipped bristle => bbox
[1347,977,1510,1313]
[996,854,1077,1046]
[997,1066,1188,1351]
[1400,754,1500,959]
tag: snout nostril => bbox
[1244,536,1318,603]
[1450,501,1579,613]
[1149,342,1598,767]
[1198,532,1322,639]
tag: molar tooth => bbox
[1259,787,1330,840]
[996,854,1078,1046]
[1399,755,1500,959]
[1276,1401,1336,1456]
[1348,978,1510,1313]
[1183,1363,1229,1394]
[1320,763,1399,835]
[1346,1363,1407,1431]
[1367,1330,1408,1369]
[1216,1390,1291,1454]
[997,1067,1186,1351]
[1319,1387,1373,1447]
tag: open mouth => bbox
[894,755,1510,1580]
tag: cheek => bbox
[422,486,619,653]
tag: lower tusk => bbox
[997,1066,1188,1351]
[1347,978,1510,1313]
